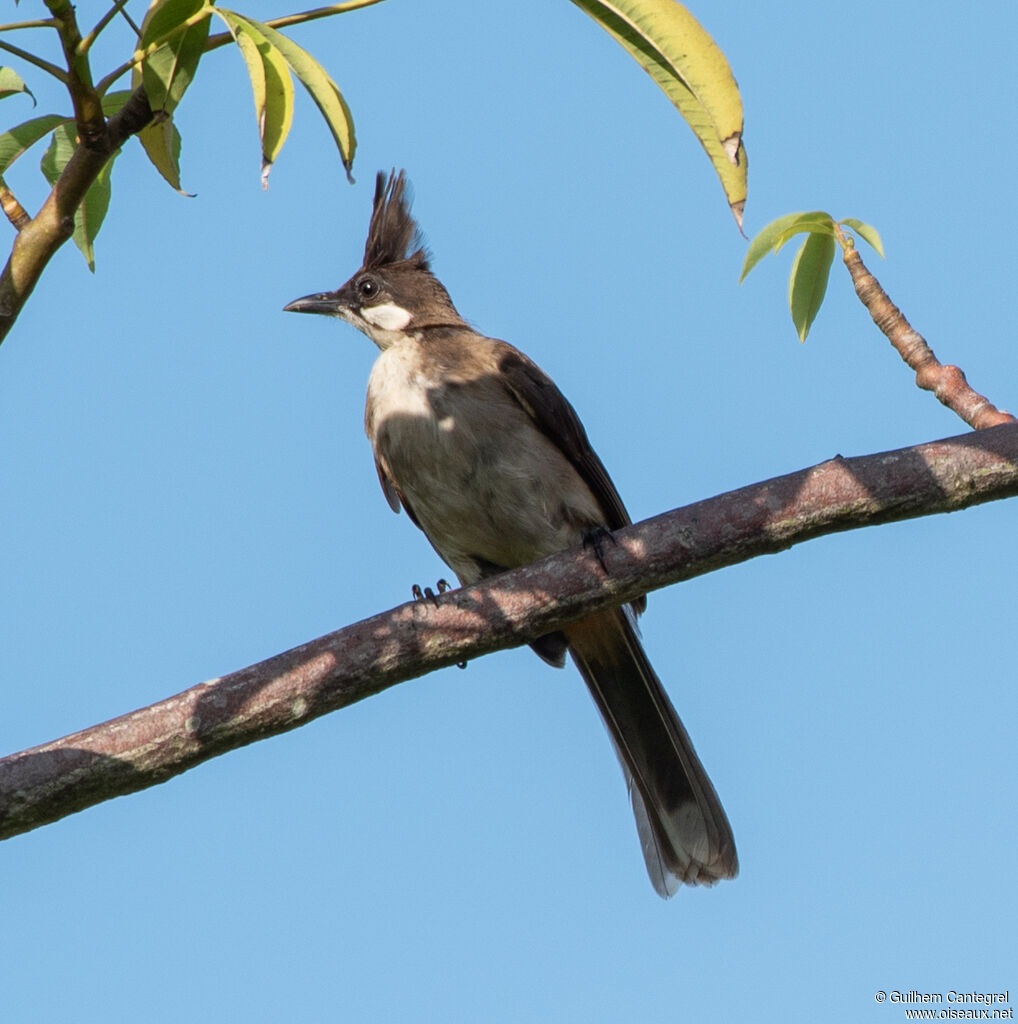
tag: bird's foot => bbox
[582,526,617,573]
[411,580,467,669]
[411,578,452,606]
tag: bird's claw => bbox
[410,581,466,667]
[412,579,453,606]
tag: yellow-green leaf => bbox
[840,217,884,258]
[774,218,836,248]
[233,24,268,120]
[39,122,75,185]
[741,211,834,281]
[0,66,35,105]
[215,9,353,178]
[0,114,65,174]
[574,0,741,149]
[138,115,192,194]
[219,15,295,187]
[136,0,211,114]
[788,231,836,342]
[256,37,294,185]
[571,0,745,226]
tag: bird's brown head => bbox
[284,170,465,349]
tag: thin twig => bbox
[117,4,142,37]
[0,19,56,32]
[842,246,1014,430]
[1,422,1016,841]
[96,0,386,91]
[256,0,388,30]
[80,0,134,56]
[0,39,69,83]
[202,0,388,54]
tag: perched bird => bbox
[285,170,737,896]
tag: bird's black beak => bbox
[283,292,345,316]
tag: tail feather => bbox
[563,608,737,895]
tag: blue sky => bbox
[1,1,1015,1021]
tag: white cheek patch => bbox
[361,302,412,332]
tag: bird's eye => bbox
[358,276,379,299]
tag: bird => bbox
[284,170,737,896]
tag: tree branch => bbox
[0,3,384,345]
[0,86,154,345]
[843,246,1015,429]
[44,0,105,142]
[2,422,1016,842]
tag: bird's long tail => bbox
[563,608,738,896]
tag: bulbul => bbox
[285,170,737,896]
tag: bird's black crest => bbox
[363,170,430,271]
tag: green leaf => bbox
[788,231,836,342]
[0,114,66,175]
[40,123,117,271]
[137,115,192,194]
[839,217,884,258]
[136,0,211,114]
[0,92,139,176]
[740,211,834,281]
[216,9,354,178]
[772,218,837,255]
[221,17,295,187]
[0,66,36,105]
[73,159,116,272]
[38,122,73,183]
[570,0,746,228]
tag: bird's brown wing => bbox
[495,344,631,531]
[373,451,426,532]
[494,342,645,614]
